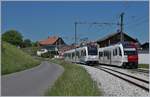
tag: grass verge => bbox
[45,59,101,96]
[138,64,149,69]
[1,41,40,75]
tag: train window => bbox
[81,50,86,56]
[104,51,106,56]
[106,51,108,57]
[99,52,103,57]
[81,50,83,56]
[81,51,83,56]
[119,47,122,56]
[68,54,70,58]
[72,53,75,58]
[115,49,118,55]
[67,54,69,57]
[88,46,97,55]
[105,51,107,57]
[76,51,79,57]
[83,50,86,56]
[124,50,137,55]
[106,51,110,59]
[113,49,115,56]
[65,54,67,57]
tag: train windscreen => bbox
[122,42,137,48]
[124,50,137,55]
[88,46,98,55]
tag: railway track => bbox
[134,68,149,73]
[95,66,149,92]
[97,64,149,74]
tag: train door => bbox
[110,49,113,65]
[99,51,103,64]
[108,50,112,65]
[80,49,86,63]
[112,48,118,65]
[117,47,123,66]
[114,47,122,66]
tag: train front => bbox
[122,42,138,69]
[86,45,99,65]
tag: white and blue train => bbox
[63,42,138,68]
[63,45,98,65]
[98,42,138,68]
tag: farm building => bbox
[38,36,66,51]
[96,32,141,49]
[141,42,149,50]
[39,36,66,46]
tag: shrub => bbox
[41,52,51,58]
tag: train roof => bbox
[64,46,87,53]
[98,41,137,49]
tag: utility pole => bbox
[120,12,124,42]
[74,22,77,62]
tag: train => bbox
[98,42,138,68]
[63,42,138,68]
[63,45,98,65]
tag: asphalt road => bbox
[1,61,64,96]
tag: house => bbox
[39,36,66,46]
[96,32,141,48]
[141,42,149,50]
[38,36,66,51]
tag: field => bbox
[138,64,149,69]
[45,59,101,96]
[1,42,40,75]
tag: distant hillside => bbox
[1,42,40,75]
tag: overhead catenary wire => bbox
[125,14,148,26]
[125,18,148,29]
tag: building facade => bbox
[96,32,141,48]
[38,36,66,51]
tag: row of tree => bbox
[2,30,38,48]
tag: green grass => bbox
[138,64,149,69]
[45,59,102,96]
[1,41,40,75]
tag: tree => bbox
[2,30,23,46]
[22,39,32,47]
[32,41,38,47]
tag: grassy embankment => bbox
[1,41,40,75]
[45,59,102,96]
[138,64,149,69]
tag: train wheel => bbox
[132,64,138,69]
[122,63,126,69]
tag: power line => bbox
[125,18,148,30]
[122,1,130,12]
[125,14,148,25]
[125,18,148,28]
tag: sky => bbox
[1,1,149,44]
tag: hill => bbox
[1,42,40,75]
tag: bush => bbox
[41,52,51,58]
[41,51,58,58]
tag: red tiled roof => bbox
[39,36,59,45]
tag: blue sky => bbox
[1,1,149,44]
